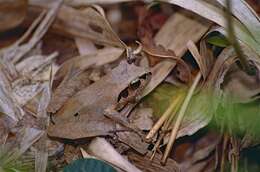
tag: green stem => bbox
[225,0,255,75]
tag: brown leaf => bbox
[47,47,124,113]
[154,10,212,57]
[28,2,126,48]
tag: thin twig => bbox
[220,133,229,172]
[150,96,184,160]
[225,0,254,75]
[161,72,202,165]
[145,94,182,142]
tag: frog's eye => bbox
[118,88,129,102]
[139,72,152,80]
[130,79,141,90]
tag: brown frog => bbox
[47,60,151,140]
[104,71,152,136]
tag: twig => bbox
[161,72,202,165]
[220,133,229,172]
[225,0,254,75]
[150,96,184,160]
[145,94,182,142]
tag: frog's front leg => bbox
[104,105,144,138]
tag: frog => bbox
[47,60,151,140]
[104,71,152,136]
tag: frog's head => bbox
[117,71,152,107]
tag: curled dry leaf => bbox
[0,0,28,32]
[29,2,126,48]
[172,40,215,139]
[208,46,260,103]
[162,0,260,55]
[216,0,260,44]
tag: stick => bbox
[145,94,182,142]
[161,72,202,165]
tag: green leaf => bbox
[63,158,116,172]
[143,83,186,117]
[207,36,229,47]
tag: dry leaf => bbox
[29,2,126,48]
[162,0,260,55]
[154,9,211,57]
[0,65,24,122]
[48,47,124,113]
[130,108,153,131]
[75,37,97,55]
[1,0,62,64]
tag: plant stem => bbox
[161,72,202,165]
[145,94,182,142]
[225,0,254,75]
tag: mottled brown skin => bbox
[104,71,152,136]
[47,60,151,140]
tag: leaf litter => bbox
[0,0,260,172]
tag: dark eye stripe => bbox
[139,72,152,80]
[118,88,129,102]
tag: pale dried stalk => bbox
[12,0,63,64]
[151,94,184,159]
[161,72,202,165]
[146,94,182,142]
[230,136,239,172]
[14,11,46,47]
[150,133,164,160]
[220,133,229,172]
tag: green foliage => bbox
[63,158,116,172]
[217,101,260,139]
[143,83,186,117]
[0,145,34,172]
[207,35,229,47]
